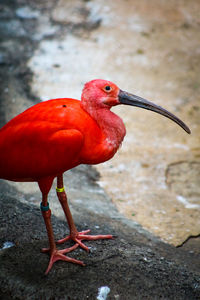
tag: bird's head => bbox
[81,79,190,134]
[81,79,120,109]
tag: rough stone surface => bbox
[0,1,200,299]
[0,181,200,300]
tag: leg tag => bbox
[40,202,50,211]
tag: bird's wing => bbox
[48,128,84,160]
[0,123,84,180]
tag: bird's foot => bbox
[43,246,85,275]
[56,229,113,252]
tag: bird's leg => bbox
[40,191,84,274]
[56,174,113,252]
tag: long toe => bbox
[56,235,71,245]
[59,243,79,254]
[78,234,113,241]
[57,229,114,252]
[75,233,113,251]
[41,243,79,254]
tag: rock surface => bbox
[0,1,200,299]
[0,181,200,299]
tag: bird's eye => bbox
[103,85,112,92]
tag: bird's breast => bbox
[80,111,126,165]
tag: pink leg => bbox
[56,174,113,251]
[38,179,85,275]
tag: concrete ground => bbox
[0,0,199,299]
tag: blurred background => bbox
[1,0,200,246]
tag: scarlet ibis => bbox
[0,79,190,274]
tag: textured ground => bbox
[0,1,200,299]
[0,180,200,299]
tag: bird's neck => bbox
[82,105,126,151]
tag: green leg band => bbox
[40,202,50,212]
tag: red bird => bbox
[0,79,190,274]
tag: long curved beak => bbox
[118,90,191,134]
